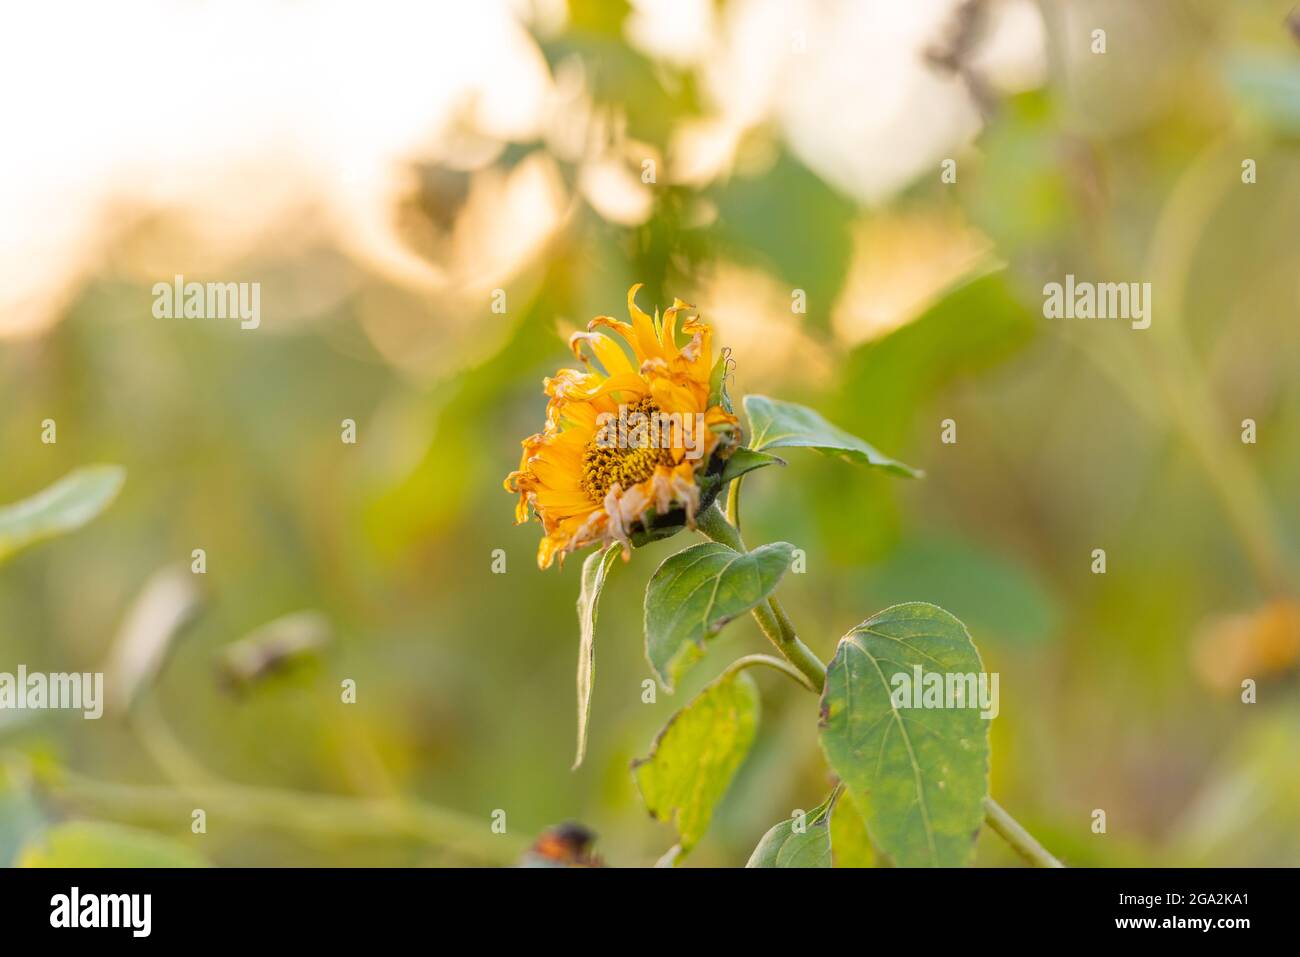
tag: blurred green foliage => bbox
[2,0,1300,867]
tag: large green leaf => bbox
[746,792,834,868]
[18,821,207,868]
[632,670,759,854]
[819,602,990,867]
[573,544,623,770]
[0,466,126,563]
[645,541,795,690]
[743,395,919,478]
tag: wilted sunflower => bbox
[506,285,741,568]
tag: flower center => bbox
[581,396,675,502]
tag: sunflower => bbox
[506,285,741,568]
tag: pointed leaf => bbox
[573,544,623,769]
[818,602,990,867]
[746,793,834,868]
[632,670,759,853]
[0,466,126,563]
[718,447,785,486]
[743,395,919,477]
[645,541,795,690]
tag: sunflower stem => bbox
[695,504,827,691]
[982,797,1065,868]
[718,653,817,692]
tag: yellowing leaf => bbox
[819,602,990,867]
[747,793,834,868]
[632,670,759,854]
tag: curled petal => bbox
[569,330,634,378]
[508,284,740,569]
[626,283,664,363]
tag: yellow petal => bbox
[626,283,663,362]
[659,298,694,358]
[569,331,634,378]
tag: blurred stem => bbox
[1072,138,1294,595]
[1144,141,1294,594]
[38,767,525,865]
[130,696,222,787]
[129,681,461,857]
[696,502,1062,867]
[983,796,1064,868]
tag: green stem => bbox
[696,503,827,691]
[983,796,1064,868]
[696,501,1063,867]
[719,653,817,691]
[37,767,526,865]
[749,599,829,691]
[697,499,746,550]
[130,696,223,788]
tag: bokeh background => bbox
[3,0,1299,867]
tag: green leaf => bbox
[0,466,126,563]
[573,544,623,769]
[632,670,760,853]
[645,541,795,690]
[708,348,734,413]
[830,790,877,868]
[17,821,208,868]
[718,447,785,486]
[746,793,834,868]
[818,602,991,867]
[743,395,919,478]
